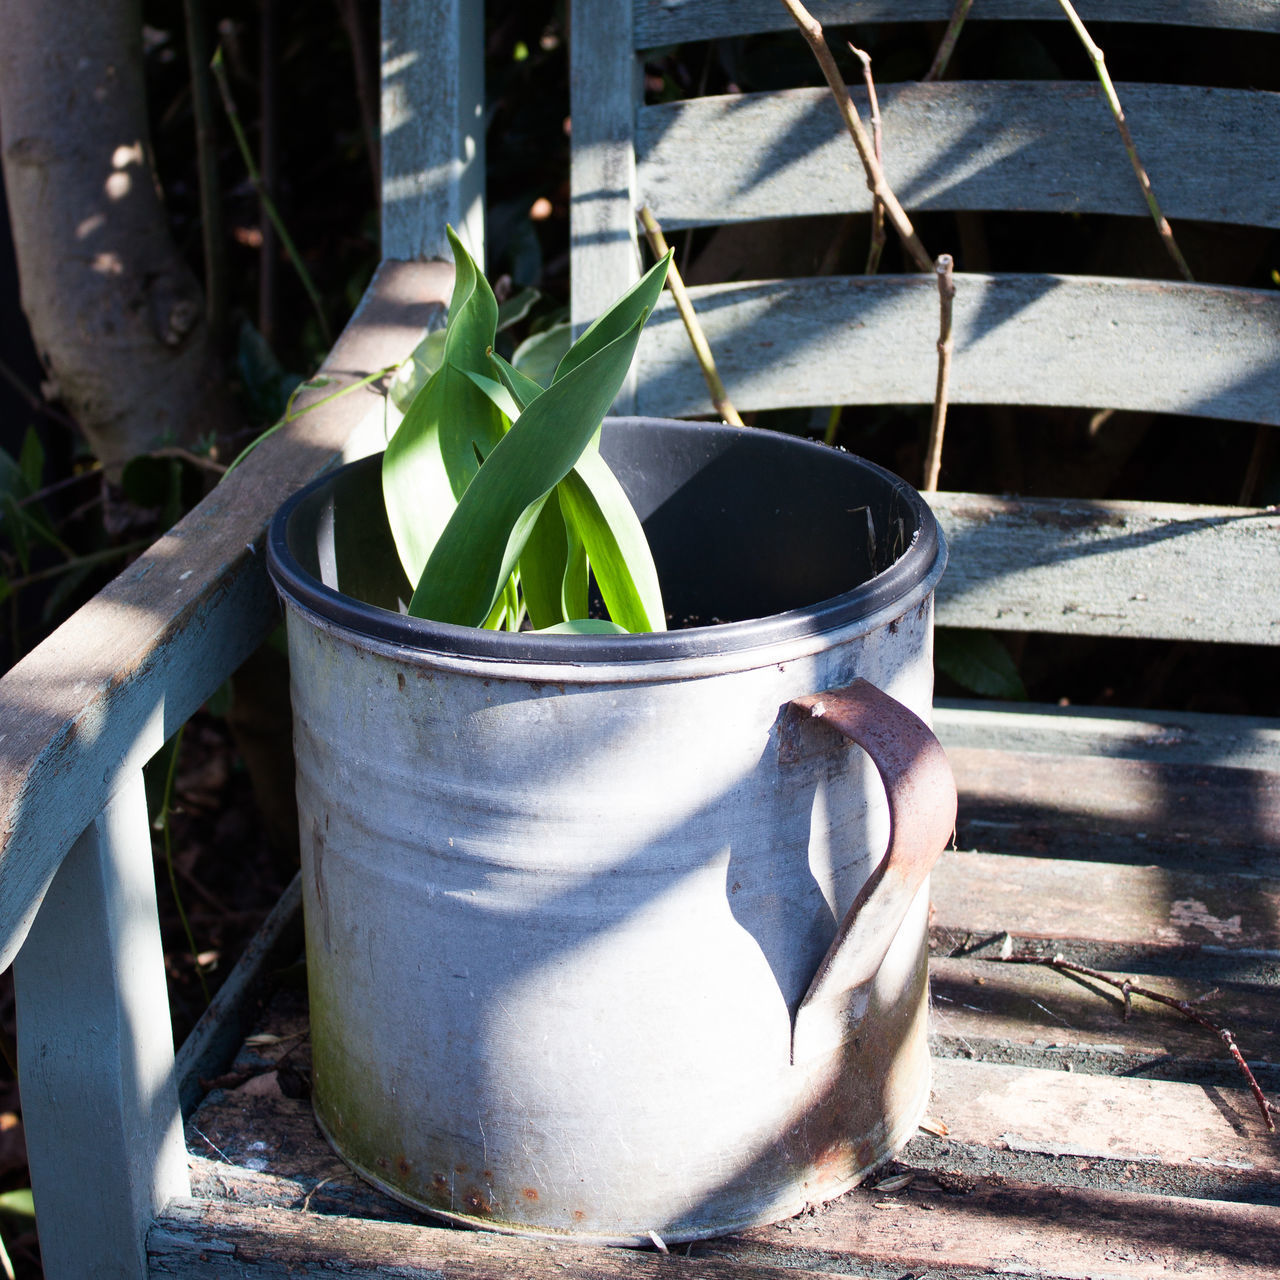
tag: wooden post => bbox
[570,0,643,408]
[381,0,486,266]
[14,771,190,1279]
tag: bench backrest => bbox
[569,0,1280,650]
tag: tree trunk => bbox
[0,0,234,469]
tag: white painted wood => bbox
[14,770,189,1280]
[0,262,451,975]
[928,492,1280,643]
[638,82,1280,229]
[570,0,644,411]
[635,0,1280,46]
[630,274,1280,426]
[934,698,1280,772]
[381,0,485,264]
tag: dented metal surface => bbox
[270,421,954,1244]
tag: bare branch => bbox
[637,207,744,427]
[923,255,956,492]
[924,0,974,82]
[1056,0,1193,282]
[848,45,887,274]
[779,0,933,272]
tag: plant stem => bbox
[258,0,280,347]
[1002,950,1275,1134]
[848,45,886,275]
[0,539,153,594]
[924,0,974,82]
[924,254,956,492]
[210,46,333,343]
[637,206,744,426]
[780,0,933,272]
[182,0,227,350]
[1056,0,1193,282]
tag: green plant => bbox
[382,229,671,633]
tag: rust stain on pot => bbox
[573,1210,586,1222]
[396,1155,412,1177]
[431,1173,449,1194]
[462,1186,494,1216]
[523,1187,540,1201]
[397,673,406,692]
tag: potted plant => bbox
[266,231,956,1245]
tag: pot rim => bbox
[266,417,946,671]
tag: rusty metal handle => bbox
[785,678,956,1062]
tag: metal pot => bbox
[267,417,955,1245]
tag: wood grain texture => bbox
[381,1,486,263]
[928,955,1280,1083]
[14,772,189,1280]
[631,274,1280,424]
[717,1176,1280,1280]
[638,82,1280,229]
[931,848,1280,956]
[935,698,1280,772]
[930,492,1280,643]
[570,0,644,403]
[149,1198,842,1279]
[634,0,1280,46]
[0,259,451,973]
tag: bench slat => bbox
[931,492,1280,644]
[635,0,1280,46]
[0,260,450,973]
[639,83,1280,229]
[931,848,1280,957]
[929,956,1279,1081]
[632,274,1280,424]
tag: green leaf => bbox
[510,323,571,390]
[517,497,571,629]
[17,427,43,492]
[408,308,652,625]
[0,1190,34,1218]
[538,618,628,635]
[489,350,547,411]
[237,319,303,423]
[380,368,461,585]
[496,286,541,332]
[0,446,28,502]
[558,450,666,633]
[463,368,523,425]
[389,327,446,413]
[935,630,1028,700]
[553,250,671,384]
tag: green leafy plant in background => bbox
[382,228,671,634]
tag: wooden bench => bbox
[3,2,1278,1275]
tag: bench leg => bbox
[14,769,190,1279]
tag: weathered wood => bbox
[714,1176,1280,1280]
[929,955,1280,1084]
[571,0,643,396]
[149,1198,849,1279]
[14,771,189,1280]
[631,274,1280,424]
[915,1057,1280,1199]
[175,874,304,1117]
[936,699,1280,773]
[639,82,1280,229]
[930,848,1280,958]
[930,492,1280,643]
[634,0,1280,46]
[381,1,485,264]
[0,259,451,974]
[945,746,1280,870]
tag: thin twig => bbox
[159,724,212,1005]
[258,0,280,346]
[780,0,933,272]
[183,0,227,349]
[924,0,974,82]
[147,446,228,475]
[1056,0,1193,282]
[848,45,886,275]
[210,46,333,343]
[637,207,744,426]
[0,357,79,432]
[1002,950,1276,1134]
[924,254,956,492]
